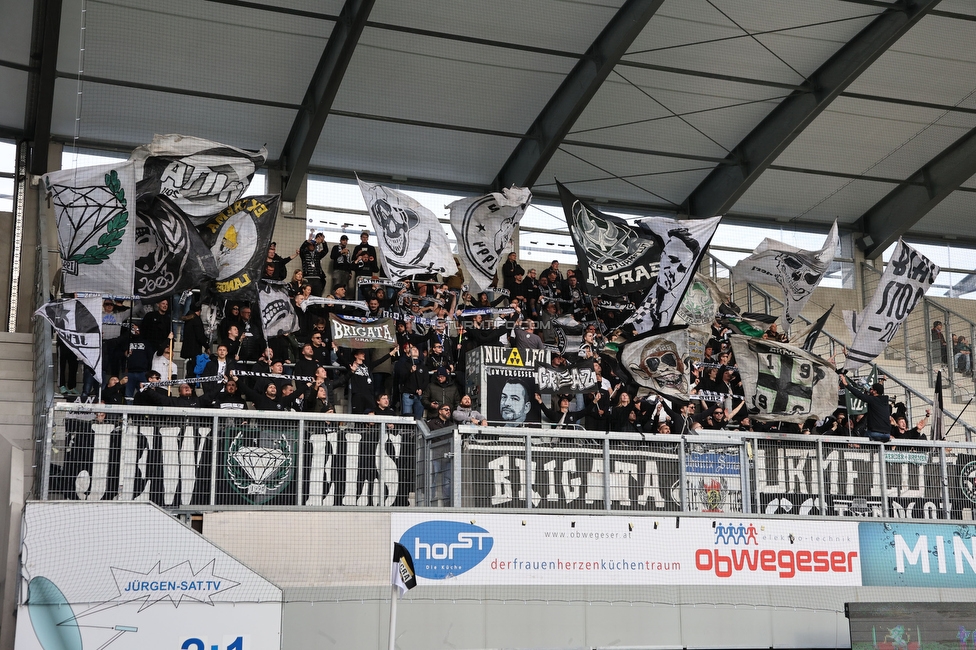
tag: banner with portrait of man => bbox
[486,375,541,427]
[626,216,721,334]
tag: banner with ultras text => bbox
[391,513,861,587]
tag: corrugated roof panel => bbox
[538,144,715,207]
[731,170,894,224]
[312,115,517,186]
[845,14,976,106]
[0,0,35,66]
[58,0,329,105]
[369,0,619,54]
[336,28,573,134]
[50,80,294,156]
[770,96,976,178]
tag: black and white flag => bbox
[134,196,218,300]
[790,305,833,353]
[843,239,939,371]
[198,195,280,302]
[730,335,836,423]
[732,221,838,334]
[557,181,661,297]
[392,542,417,597]
[44,162,137,297]
[618,331,690,402]
[448,187,532,293]
[35,297,103,371]
[625,216,721,334]
[535,359,598,395]
[357,178,458,282]
[258,281,300,337]
[130,134,267,223]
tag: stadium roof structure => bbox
[3,0,976,257]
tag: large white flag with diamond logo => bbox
[44,162,137,296]
[34,297,103,371]
[357,177,457,282]
[730,334,836,423]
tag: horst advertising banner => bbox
[17,502,281,650]
[392,513,861,587]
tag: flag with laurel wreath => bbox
[44,162,138,297]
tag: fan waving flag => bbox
[732,221,838,334]
[844,239,939,371]
[449,187,532,293]
[358,177,458,282]
[392,542,417,597]
[557,181,661,297]
[44,162,138,297]
[35,297,103,371]
[198,195,280,302]
[844,366,876,418]
[134,196,218,300]
[130,134,267,223]
[625,216,721,334]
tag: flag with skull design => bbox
[258,280,300,337]
[731,221,838,335]
[557,181,663,297]
[357,177,458,282]
[618,330,692,402]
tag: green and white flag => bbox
[44,162,137,297]
[845,366,876,417]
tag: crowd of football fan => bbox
[55,231,932,442]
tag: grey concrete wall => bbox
[0,438,23,650]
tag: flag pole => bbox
[944,397,974,439]
[387,583,398,650]
[167,335,175,397]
